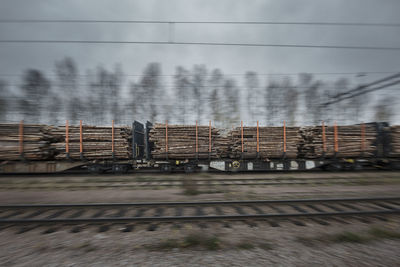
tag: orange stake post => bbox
[256,121,260,153]
[334,121,339,154]
[65,120,69,156]
[19,120,24,156]
[111,120,115,156]
[165,120,168,159]
[195,121,199,158]
[322,121,327,153]
[79,120,83,154]
[241,121,244,154]
[283,121,287,153]
[361,123,366,153]
[209,121,212,154]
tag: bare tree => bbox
[265,79,281,125]
[332,78,350,124]
[140,63,161,122]
[19,70,50,123]
[299,73,321,125]
[128,82,142,121]
[0,80,7,122]
[85,65,125,124]
[245,71,260,123]
[48,92,62,125]
[191,65,207,123]
[317,81,331,124]
[55,57,80,124]
[87,67,108,124]
[174,66,191,124]
[306,82,323,125]
[207,69,224,126]
[348,77,369,124]
[110,64,123,123]
[374,96,394,122]
[282,78,298,126]
[223,79,239,127]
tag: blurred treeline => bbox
[0,57,395,127]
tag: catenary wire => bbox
[0,40,399,50]
[0,71,397,78]
[0,19,400,27]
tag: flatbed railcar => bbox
[0,121,399,174]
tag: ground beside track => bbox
[0,216,399,266]
[1,184,400,204]
[0,171,399,266]
[0,171,399,204]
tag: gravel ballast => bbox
[0,220,399,266]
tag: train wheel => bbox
[390,161,400,170]
[112,164,129,174]
[184,164,196,173]
[88,164,104,174]
[160,164,172,173]
[324,163,342,172]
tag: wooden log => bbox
[0,123,55,160]
[50,125,132,160]
[150,124,230,159]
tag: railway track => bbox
[1,176,399,190]
[0,197,399,232]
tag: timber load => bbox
[0,122,395,162]
[149,124,230,159]
[229,124,377,159]
[298,125,377,158]
[230,126,300,159]
[0,123,55,160]
[50,125,132,160]
[390,125,400,157]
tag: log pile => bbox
[149,124,230,159]
[390,125,400,156]
[230,126,301,159]
[50,125,132,160]
[0,122,397,161]
[0,123,55,160]
[297,125,377,158]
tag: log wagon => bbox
[0,120,399,174]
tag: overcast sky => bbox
[0,0,399,122]
[1,0,399,76]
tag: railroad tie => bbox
[46,209,68,219]
[16,225,38,234]
[0,210,23,219]
[147,206,165,231]
[91,209,106,218]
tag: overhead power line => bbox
[0,71,397,78]
[0,40,399,50]
[331,72,400,99]
[1,19,400,27]
[322,72,400,105]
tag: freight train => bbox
[0,121,399,174]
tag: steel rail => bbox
[1,178,392,189]
[0,176,393,182]
[1,197,399,209]
[0,210,398,224]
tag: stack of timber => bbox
[230,126,300,159]
[0,123,55,160]
[297,125,377,158]
[50,125,132,160]
[149,124,230,159]
[390,125,400,156]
